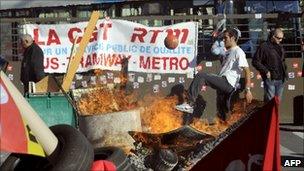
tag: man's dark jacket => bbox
[252,41,287,81]
[20,43,45,90]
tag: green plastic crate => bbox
[25,92,76,127]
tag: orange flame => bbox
[93,69,103,76]
[77,87,138,115]
[139,95,184,133]
[190,99,262,136]
[119,72,128,87]
[77,82,262,138]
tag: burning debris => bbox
[177,101,265,170]
[128,99,264,170]
[76,87,138,115]
[139,95,184,133]
[139,95,263,137]
[190,99,263,137]
[76,58,133,115]
[129,126,215,154]
[75,83,262,138]
[72,67,264,170]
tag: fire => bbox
[119,72,128,87]
[139,96,255,136]
[77,87,185,133]
[78,56,263,141]
[93,69,103,76]
[77,58,132,115]
[77,86,138,115]
[191,118,230,137]
[190,99,263,136]
[76,80,262,138]
[139,95,184,133]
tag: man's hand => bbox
[266,71,271,79]
[245,90,253,104]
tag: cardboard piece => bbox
[34,76,59,93]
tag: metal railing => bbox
[0,13,303,61]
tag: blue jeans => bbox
[263,79,284,102]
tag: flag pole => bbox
[0,71,58,156]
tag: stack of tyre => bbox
[0,125,134,171]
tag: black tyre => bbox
[149,149,178,171]
[0,124,94,171]
[94,147,132,171]
[48,124,94,171]
[0,153,51,171]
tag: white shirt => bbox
[219,46,249,88]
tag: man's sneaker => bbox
[175,102,194,113]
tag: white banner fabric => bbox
[24,19,198,75]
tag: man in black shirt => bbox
[20,34,45,94]
[252,28,287,102]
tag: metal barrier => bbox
[0,13,303,61]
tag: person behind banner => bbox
[252,28,287,102]
[0,55,8,72]
[211,18,227,62]
[20,34,45,94]
[211,29,225,64]
[215,0,225,15]
[175,28,253,121]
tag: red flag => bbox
[263,97,281,171]
[191,97,281,171]
[0,81,27,153]
[1,74,45,157]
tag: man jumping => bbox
[175,28,253,121]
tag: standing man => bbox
[175,28,253,121]
[252,28,287,102]
[20,34,45,94]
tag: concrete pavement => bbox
[280,124,304,170]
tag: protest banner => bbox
[24,20,198,76]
